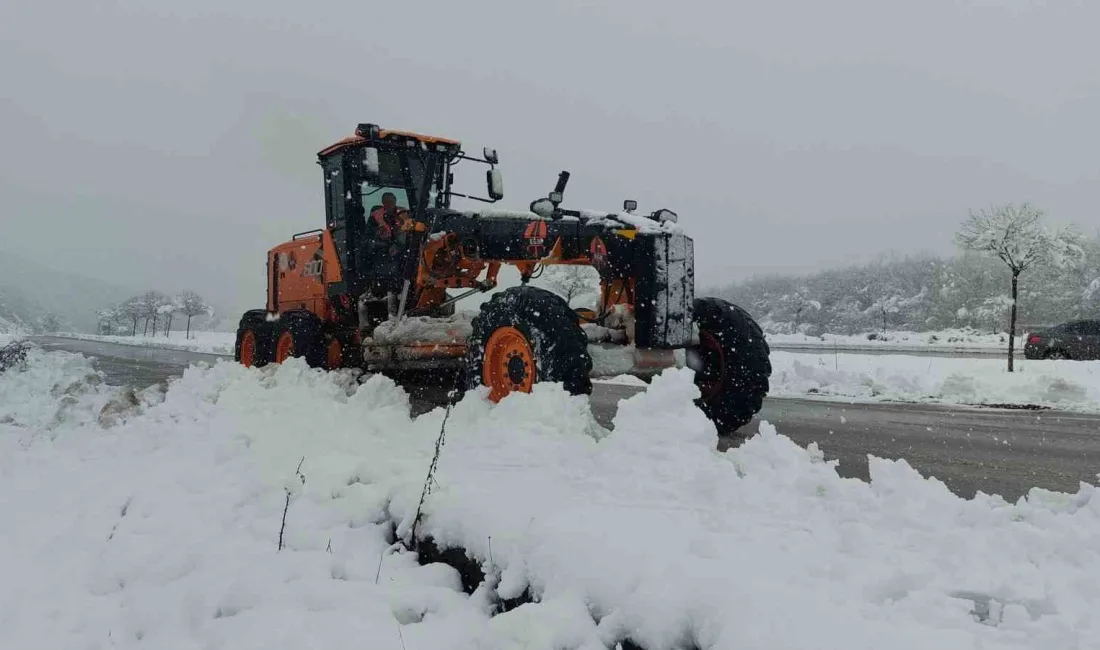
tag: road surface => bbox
[32,336,1100,501]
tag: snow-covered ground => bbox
[2,348,1098,649]
[53,330,236,355]
[771,350,1100,412]
[767,328,1023,355]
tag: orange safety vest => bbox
[370,206,409,240]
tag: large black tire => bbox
[235,310,273,368]
[466,286,592,399]
[271,311,325,368]
[688,298,771,435]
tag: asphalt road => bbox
[32,336,1100,501]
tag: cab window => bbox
[361,150,410,212]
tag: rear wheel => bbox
[271,313,324,367]
[1046,349,1070,360]
[688,298,771,435]
[466,286,592,401]
[235,310,272,368]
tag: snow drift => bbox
[1,349,1098,649]
[770,350,1100,412]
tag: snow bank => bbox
[2,351,1099,648]
[767,328,1022,355]
[771,350,1100,412]
[0,345,119,431]
[54,330,236,355]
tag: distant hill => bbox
[0,251,136,333]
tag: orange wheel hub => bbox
[239,330,257,367]
[325,338,343,370]
[275,331,295,363]
[482,326,535,402]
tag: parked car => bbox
[1024,320,1100,360]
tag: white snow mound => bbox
[1,351,1098,649]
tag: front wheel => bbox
[466,286,592,401]
[687,298,771,435]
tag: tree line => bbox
[718,204,1099,339]
[96,290,212,339]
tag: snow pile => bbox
[2,352,1099,648]
[53,330,236,355]
[771,350,1100,411]
[767,328,1023,355]
[0,345,120,431]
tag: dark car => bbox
[1024,320,1100,360]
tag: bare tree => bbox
[537,266,600,306]
[956,203,1082,371]
[176,290,212,339]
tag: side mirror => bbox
[487,169,504,201]
[483,147,499,165]
[362,147,380,182]
[530,198,555,219]
[623,199,638,213]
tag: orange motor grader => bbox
[234,123,770,433]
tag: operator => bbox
[369,192,410,252]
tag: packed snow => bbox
[371,313,474,345]
[767,328,1024,355]
[771,350,1100,412]
[2,347,1099,648]
[52,331,236,356]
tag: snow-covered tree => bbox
[95,306,117,335]
[37,312,62,333]
[955,203,1083,371]
[175,290,212,339]
[134,291,173,336]
[118,297,145,336]
[865,287,927,335]
[158,300,178,337]
[537,266,600,307]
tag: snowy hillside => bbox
[0,251,135,333]
[2,349,1098,649]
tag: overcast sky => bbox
[2,0,1098,313]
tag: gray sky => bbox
[2,0,1098,314]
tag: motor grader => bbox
[234,123,770,433]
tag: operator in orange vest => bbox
[369,192,410,252]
